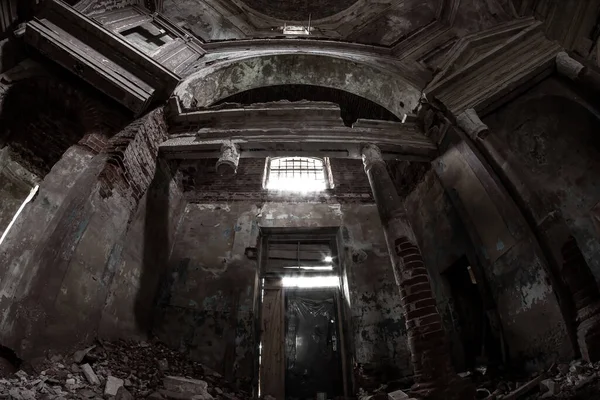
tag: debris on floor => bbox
[0,338,251,400]
[467,359,600,399]
[355,359,600,400]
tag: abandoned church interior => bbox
[2,0,600,399]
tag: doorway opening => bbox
[257,229,348,400]
[443,256,503,371]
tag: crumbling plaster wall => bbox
[0,107,171,360]
[483,77,600,281]
[153,199,412,389]
[403,169,478,370]
[433,133,574,370]
[0,147,39,239]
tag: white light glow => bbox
[266,178,327,192]
[0,185,39,247]
[283,266,334,271]
[265,157,328,193]
[324,256,333,263]
[282,276,340,288]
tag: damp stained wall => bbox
[153,199,412,390]
[0,147,38,239]
[483,77,600,282]
[403,169,477,371]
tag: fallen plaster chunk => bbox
[388,389,409,400]
[164,376,209,394]
[81,363,100,385]
[73,345,96,363]
[105,376,124,397]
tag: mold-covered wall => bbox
[154,158,412,389]
[434,134,574,371]
[0,108,169,359]
[99,160,185,339]
[154,201,411,389]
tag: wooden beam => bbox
[25,18,154,113]
[42,0,180,91]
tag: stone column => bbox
[216,141,240,176]
[361,144,473,400]
[556,52,600,94]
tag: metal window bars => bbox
[266,157,327,191]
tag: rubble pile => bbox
[469,360,600,399]
[357,360,600,400]
[0,339,251,400]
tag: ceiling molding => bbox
[427,17,539,88]
[425,18,562,116]
[162,101,435,161]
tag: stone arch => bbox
[0,74,127,177]
[175,53,422,119]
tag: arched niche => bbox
[175,53,422,119]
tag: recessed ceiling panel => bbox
[241,0,359,21]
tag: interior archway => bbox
[175,52,422,118]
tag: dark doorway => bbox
[444,256,503,370]
[258,228,349,400]
[284,288,344,400]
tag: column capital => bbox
[456,108,489,140]
[556,51,584,80]
[361,144,384,172]
[216,141,240,176]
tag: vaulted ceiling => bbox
[240,0,359,21]
[159,0,516,46]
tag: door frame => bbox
[254,227,351,399]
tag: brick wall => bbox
[0,73,129,177]
[99,108,169,209]
[179,157,375,203]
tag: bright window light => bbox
[265,157,330,192]
[283,266,334,271]
[282,276,340,288]
[324,256,333,263]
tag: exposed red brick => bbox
[98,108,168,209]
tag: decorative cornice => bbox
[425,18,562,116]
[163,100,436,162]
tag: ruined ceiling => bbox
[161,0,441,45]
[159,0,516,47]
[238,0,359,21]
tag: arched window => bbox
[264,157,333,192]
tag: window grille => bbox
[265,157,331,192]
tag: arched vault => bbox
[175,52,423,119]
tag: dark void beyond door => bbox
[284,288,343,400]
